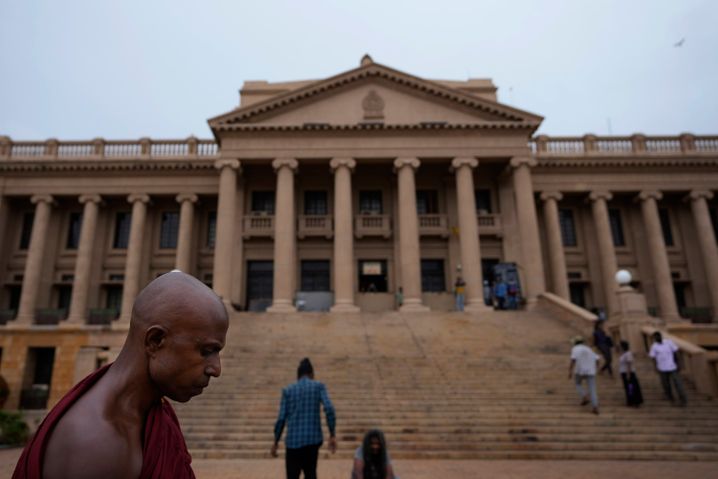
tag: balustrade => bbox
[297,215,333,239]
[3,138,219,159]
[354,214,391,238]
[534,134,718,156]
[243,214,275,238]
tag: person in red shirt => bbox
[13,270,228,479]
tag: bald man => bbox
[13,271,229,479]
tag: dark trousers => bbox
[286,443,321,479]
[659,370,687,405]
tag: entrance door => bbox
[246,261,274,311]
[358,260,388,292]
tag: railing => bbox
[243,214,274,238]
[0,137,219,159]
[88,308,119,325]
[418,214,449,237]
[532,134,718,156]
[297,215,333,239]
[0,309,16,325]
[355,214,391,238]
[34,308,67,325]
[477,213,502,236]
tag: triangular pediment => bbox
[209,62,542,133]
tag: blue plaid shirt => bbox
[273,377,336,449]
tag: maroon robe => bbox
[13,364,195,479]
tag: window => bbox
[66,212,82,249]
[159,212,179,249]
[251,191,275,214]
[559,209,578,247]
[300,260,330,291]
[113,212,131,249]
[659,208,674,246]
[416,190,439,214]
[608,208,625,246]
[359,191,383,214]
[569,283,586,308]
[421,259,446,292]
[106,285,123,311]
[19,212,34,249]
[57,285,72,311]
[207,211,217,249]
[304,191,328,215]
[475,189,492,213]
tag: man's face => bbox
[149,313,228,403]
[370,437,381,455]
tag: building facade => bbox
[1,56,718,409]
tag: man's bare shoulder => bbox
[43,393,141,479]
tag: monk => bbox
[13,271,229,479]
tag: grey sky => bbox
[1,0,716,140]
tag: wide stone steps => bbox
[174,311,718,461]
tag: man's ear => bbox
[145,325,168,355]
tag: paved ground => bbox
[2,448,717,478]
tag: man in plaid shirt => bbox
[271,358,336,479]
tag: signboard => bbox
[362,261,383,275]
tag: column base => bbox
[464,301,493,313]
[267,301,297,313]
[399,300,430,313]
[330,302,360,313]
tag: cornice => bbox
[0,159,216,173]
[213,122,537,133]
[534,156,718,168]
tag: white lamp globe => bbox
[615,269,632,286]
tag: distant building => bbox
[1,56,717,410]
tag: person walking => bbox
[649,332,687,407]
[569,336,601,415]
[618,340,643,407]
[454,276,466,312]
[272,358,337,479]
[593,321,614,377]
[351,429,398,479]
[395,287,403,309]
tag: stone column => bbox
[213,160,241,304]
[330,158,360,312]
[452,157,490,312]
[394,157,429,312]
[637,190,680,322]
[589,191,619,316]
[686,190,718,321]
[15,195,54,325]
[510,157,546,302]
[267,158,298,313]
[540,191,570,300]
[175,193,198,274]
[118,194,150,325]
[66,195,102,325]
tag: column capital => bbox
[272,158,298,172]
[214,159,241,171]
[510,157,538,169]
[540,191,563,202]
[588,190,613,202]
[393,157,420,171]
[685,189,714,202]
[176,193,198,204]
[30,194,54,205]
[79,194,102,205]
[330,157,356,172]
[127,193,150,204]
[451,157,478,170]
[636,190,663,202]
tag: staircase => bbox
[174,310,718,461]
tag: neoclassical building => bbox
[1,56,718,409]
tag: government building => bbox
[1,56,718,411]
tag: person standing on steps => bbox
[649,332,687,407]
[454,276,466,312]
[272,358,337,479]
[493,280,507,310]
[568,336,601,415]
[618,340,643,407]
[593,321,614,377]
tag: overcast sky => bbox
[1,0,716,140]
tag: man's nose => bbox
[206,356,221,378]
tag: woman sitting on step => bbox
[351,429,398,479]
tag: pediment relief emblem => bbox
[362,90,385,120]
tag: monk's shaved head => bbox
[129,270,228,338]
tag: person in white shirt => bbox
[568,336,601,415]
[649,331,687,406]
